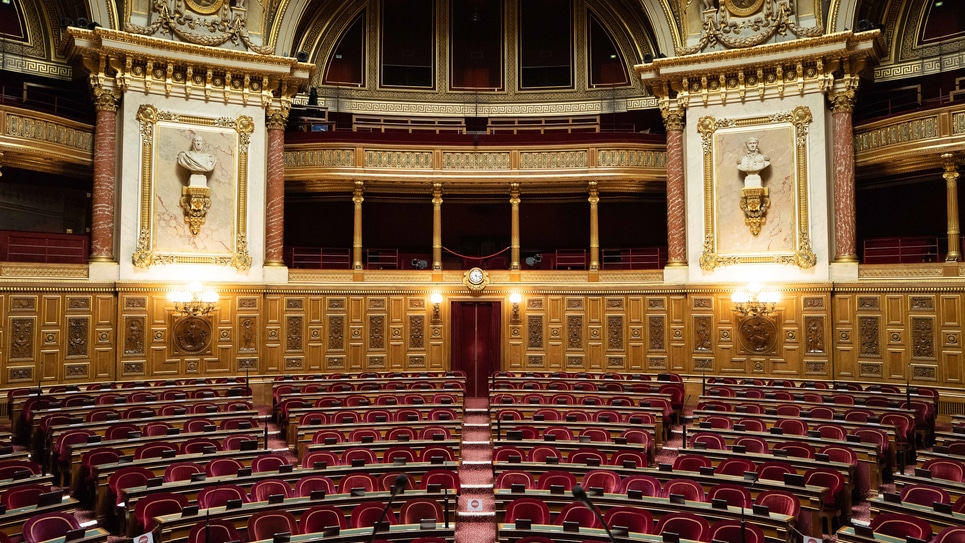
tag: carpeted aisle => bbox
[455,397,496,543]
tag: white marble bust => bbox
[178,135,217,188]
[737,137,770,189]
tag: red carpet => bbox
[456,397,496,543]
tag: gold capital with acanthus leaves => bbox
[92,86,121,112]
[660,104,685,131]
[828,87,857,113]
[266,105,290,129]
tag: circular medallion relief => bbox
[185,0,224,15]
[737,316,778,354]
[174,316,212,354]
[725,0,764,17]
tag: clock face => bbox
[464,267,489,291]
[468,268,484,284]
[725,0,763,16]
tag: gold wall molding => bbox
[132,104,252,271]
[697,107,816,270]
[285,143,666,192]
[0,106,94,176]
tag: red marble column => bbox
[90,90,119,261]
[264,109,287,266]
[831,91,858,262]
[663,108,687,266]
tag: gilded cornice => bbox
[65,27,312,106]
[853,103,965,178]
[0,105,94,176]
[637,30,883,108]
[284,142,667,194]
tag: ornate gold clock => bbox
[725,0,764,17]
[463,267,490,292]
[185,0,224,15]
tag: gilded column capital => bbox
[943,153,960,178]
[660,104,685,132]
[92,86,121,112]
[432,182,443,204]
[509,182,521,205]
[266,107,289,130]
[353,180,365,204]
[587,180,599,204]
[828,87,857,113]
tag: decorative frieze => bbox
[528,316,543,349]
[286,316,303,351]
[567,316,583,349]
[648,316,665,351]
[912,317,935,359]
[369,315,385,350]
[66,317,89,358]
[409,316,425,349]
[858,316,880,357]
[607,316,624,351]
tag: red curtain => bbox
[451,302,501,397]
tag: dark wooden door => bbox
[450,301,501,397]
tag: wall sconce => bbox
[731,283,780,318]
[430,292,443,322]
[509,292,522,322]
[168,281,219,317]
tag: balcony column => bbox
[352,180,364,279]
[830,88,858,263]
[943,153,961,262]
[588,181,600,281]
[661,105,686,267]
[432,182,443,281]
[265,106,288,266]
[510,182,521,281]
[90,87,121,262]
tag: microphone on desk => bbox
[366,474,409,543]
[573,485,616,543]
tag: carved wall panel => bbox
[238,317,257,352]
[567,315,583,349]
[66,316,88,358]
[287,316,304,351]
[607,315,624,351]
[409,315,425,349]
[912,317,935,359]
[648,316,665,351]
[9,318,34,361]
[804,316,825,353]
[328,315,344,351]
[369,315,385,350]
[858,316,880,357]
[528,315,543,349]
[124,317,146,355]
[694,315,712,351]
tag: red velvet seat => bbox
[505,497,551,524]
[618,474,661,496]
[420,445,455,462]
[804,467,846,532]
[301,505,347,531]
[197,484,250,509]
[163,462,204,482]
[134,492,188,533]
[734,436,769,453]
[813,423,846,441]
[709,520,765,543]
[869,512,933,540]
[294,475,336,497]
[554,502,600,528]
[187,519,241,543]
[716,458,756,477]
[735,418,767,432]
[250,479,293,501]
[756,460,796,481]
[247,510,299,539]
[581,469,621,493]
[922,458,965,482]
[538,470,577,491]
[775,418,808,436]
[342,448,378,466]
[400,498,444,523]
[755,490,800,517]
[689,432,726,450]
[350,502,396,528]
[205,458,244,477]
[662,478,706,502]
[654,512,711,542]
[603,506,652,534]
[252,453,290,473]
[181,437,221,454]
[23,512,81,543]
[134,441,177,459]
[1,483,53,509]
[774,441,816,459]
[934,526,965,543]
[339,473,377,493]
[900,483,950,506]
[377,472,416,492]
[495,470,535,489]
[707,483,751,508]
[610,449,649,469]
[542,427,573,441]
[494,446,527,462]
[673,454,712,472]
[421,468,460,492]
[528,445,562,463]
[568,448,607,465]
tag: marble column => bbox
[943,153,961,262]
[90,88,120,261]
[264,108,288,266]
[352,180,364,275]
[662,106,686,267]
[830,90,858,263]
[432,182,443,276]
[510,183,521,274]
[588,181,600,272]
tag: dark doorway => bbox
[450,301,501,397]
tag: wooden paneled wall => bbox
[0,283,962,391]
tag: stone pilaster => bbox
[662,106,687,267]
[90,87,120,262]
[830,88,858,263]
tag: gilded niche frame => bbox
[697,106,816,271]
[132,104,253,271]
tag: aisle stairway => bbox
[455,397,496,542]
